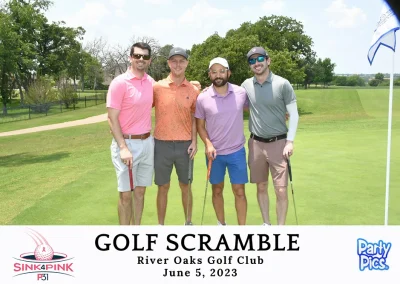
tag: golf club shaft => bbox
[287,159,298,225]
[201,159,212,225]
[129,165,136,225]
[186,150,193,224]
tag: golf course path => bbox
[0,113,108,137]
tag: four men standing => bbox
[107,43,299,226]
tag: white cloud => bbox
[179,1,230,27]
[110,0,126,8]
[144,0,171,4]
[325,0,367,28]
[66,2,109,27]
[115,9,126,19]
[262,0,285,14]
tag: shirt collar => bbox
[210,83,234,97]
[167,74,190,86]
[253,71,273,85]
[126,67,148,80]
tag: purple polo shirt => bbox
[195,83,248,155]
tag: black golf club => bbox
[287,159,298,225]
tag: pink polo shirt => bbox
[106,69,155,134]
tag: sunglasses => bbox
[248,56,267,65]
[131,53,151,60]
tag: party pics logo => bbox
[13,228,74,280]
[357,238,391,271]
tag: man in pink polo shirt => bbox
[107,42,155,226]
[195,57,249,225]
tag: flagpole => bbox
[384,50,395,226]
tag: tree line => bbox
[1,0,338,114]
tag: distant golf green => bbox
[0,87,399,225]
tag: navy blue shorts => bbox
[205,147,248,185]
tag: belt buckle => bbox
[140,134,145,140]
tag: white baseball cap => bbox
[209,57,229,69]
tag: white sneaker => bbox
[263,223,271,226]
[184,221,193,225]
[217,221,227,226]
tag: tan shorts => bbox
[248,137,288,187]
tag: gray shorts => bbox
[154,139,193,185]
[110,136,154,192]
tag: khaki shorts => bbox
[110,136,154,192]
[248,137,288,187]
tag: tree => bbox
[375,72,384,83]
[186,33,260,87]
[0,10,19,114]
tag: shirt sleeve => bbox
[282,80,297,106]
[194,95,205,119]
[106,78,125,110]
[191,87,201,114]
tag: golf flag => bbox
[367,1,399,226]
[367,2,399,65]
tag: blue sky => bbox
[45,0,400,74]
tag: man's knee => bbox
[257,182,268,194]
[212,183,224,197]
[158,184,170,195]
[275,186,288,200]
[232,184,246,199]
[119,192,132,205]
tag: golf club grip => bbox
[207,159,212,180]
[287,159,292,182]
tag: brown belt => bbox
[123,132,150,140]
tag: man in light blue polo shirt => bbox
[195,57,249,226]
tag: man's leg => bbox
[174,141,194,224]
[212,182,225,224]
[132,186,146,225]
[227,147,248,225]
[268,139,289,225]
[248,138,270,225]
[231,184,246,225]
[157,183,170,225]
[118,191,132,225]
[179,182,192,223]
[257,182,271,225]
[274,186,288,225]
[154,139,174,225]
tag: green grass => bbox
[0,88,399,225]
[0,104,107,132]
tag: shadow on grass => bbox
[243,107,313,120]
[0,151,70,167]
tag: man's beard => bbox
[212,77,228,87]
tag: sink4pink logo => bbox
[13,228,74,281]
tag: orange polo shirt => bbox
[153,75,200,140]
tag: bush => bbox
[368,79,380,87]
[58,82,78,109]
[25,76,57,113]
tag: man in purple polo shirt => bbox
[195,57,248,225]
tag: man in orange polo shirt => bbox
[153,47,200,225]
